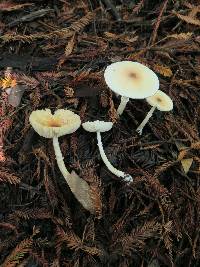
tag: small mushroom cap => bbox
[29,109,81,138]
[104,61,159,99]
[82,120,113,133]
[146,90,173,111]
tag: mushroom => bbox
[136,90,173,135]
[29,109,95,213]
[104,61,159,115]
[82,120,133,182]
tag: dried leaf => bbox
[67,171,95,214]
[181,158,193,174]
[175,141,189,151]
[8,85,26,107]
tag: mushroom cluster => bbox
[104,60,173,134]
[104,61,160,115]
[28,60,173,214]
[29,109,95,213]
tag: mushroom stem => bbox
[53,137,70,178]
[96,132,132,182]
[117,96,129,115]
[53,137,95,213]
[136,106,156,135]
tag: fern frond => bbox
[117,221,162,255]
[0,169,20,184]
[57,228,82,250]
[30,251,49,267]
[0,29,73,43]
[0,1,33,11]
[56,227,102,256]
[15,74,39,88]
[69,12,94,32]
[0,223,18,233]
[2,237,33,267]
[0,11,94,43]
[153,161,176,178]
[168,32,193,40]
[65,34,76,56]
[175,12,200,26]
[132,0,145,14]
[9,208,52,221]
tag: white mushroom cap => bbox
[29,109,81,138]
[146,90,173,111]
[104,61,159,99]
[82,120,113,133]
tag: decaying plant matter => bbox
[0,0,200,266]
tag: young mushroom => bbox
[104,61,159,115]
[136,90,173,135]
[29,109,95,213]
[82,120,133,182]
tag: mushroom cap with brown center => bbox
[104,61,159,99]
[29,109,81,138]
[82,120,113,133]
[146,90,173,111]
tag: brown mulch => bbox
[0,0,200,266]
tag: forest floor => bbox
[0,0,200,266]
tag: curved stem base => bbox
[97,132,132,182]
[53,137,95,213]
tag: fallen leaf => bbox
[181,158,193,174]
[67,171,96,214]
[175,141,189,151]
[8,84,26,107]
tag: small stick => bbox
[8,9,54,27]
[150,0,169,45]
